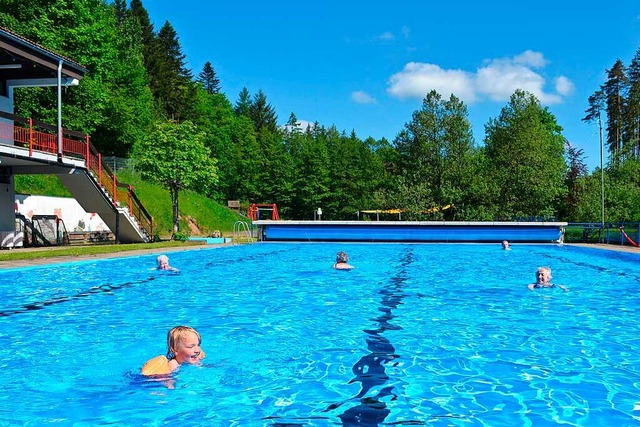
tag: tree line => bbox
[1,0,639,225]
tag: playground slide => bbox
[619,227,640,247]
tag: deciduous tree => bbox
[393,90,477,219]
[133,120,218,233]
[484,90,567,219]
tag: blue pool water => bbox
[1,243,640,426]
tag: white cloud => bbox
[476,59,561,104]
[387,63,477,103]
[513,50,547,68]
[352,91,377,104]
[401,26,410,39]
[378,31,395,41]
[387,51,573,105]
[555,75,575,96]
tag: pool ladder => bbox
[233,221,255,244]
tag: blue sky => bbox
[144,0,640,171]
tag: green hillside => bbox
[15,174,247,239]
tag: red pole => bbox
[113,173,117,207]
[85,135,90,168]
[98,153,102,184]
[28,118,33,156]
[128,185,133,215]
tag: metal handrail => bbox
[0,110,153,240]
[233,221,254,244]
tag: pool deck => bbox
[571,243,640,254]
[0,244,225,269]
[0,242,638,269]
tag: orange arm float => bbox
[141,355,172,376]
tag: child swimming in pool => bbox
[333,251,354,270]
[528,266,569,291]
[156,254,179,272]
[141,325,206,376]
[501,240,510,250]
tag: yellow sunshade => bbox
[360,205,452,214]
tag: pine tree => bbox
[113,0,127,27]
[96,0,154,156]
[197,61,221,94]
[129,0,156,75]
[155,21,195,120]
[249,90,278,133]
[285,112,300,134]
[234,87,251,117]
[601,60,628,159]
[626,48,640,157]
[583,89,605,124]
[324,129,386,219]
[561,139,588,220]
[285,125,327,217]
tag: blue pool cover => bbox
[255,221,565,242]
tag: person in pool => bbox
[141,325,206,376]
[501,240,510,250]
[333,251,354,270]
[528,266,569,291]
[156,254,179,272]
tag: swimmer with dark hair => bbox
[528,266,568,291]
[333,251,354,270]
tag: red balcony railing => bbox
[0,110,153,240]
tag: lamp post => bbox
[598,113,605,228]
[57,59,63,161]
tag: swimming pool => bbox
[0,243,639,426]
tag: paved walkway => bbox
[570,243,640,254]
[0,244,222,269]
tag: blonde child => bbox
[141,325,205,376]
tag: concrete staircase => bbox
[57,168,150,243]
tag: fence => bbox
[564,222,640,246]
[102,156,136,174]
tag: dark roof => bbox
[0,26,88,82]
